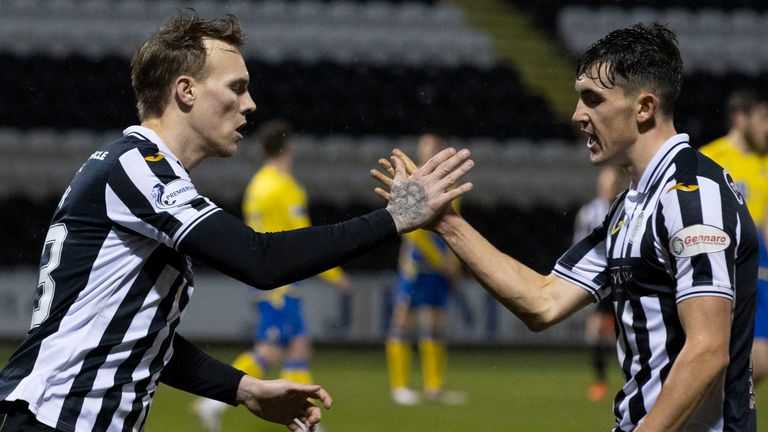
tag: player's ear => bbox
[636,92,657,124]
[175,75,195,109]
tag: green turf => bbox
[2,344,766,431]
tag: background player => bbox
[571,166,626,401]
[386,133,467,406]
[195,120,351,432]
[699,86,768,386]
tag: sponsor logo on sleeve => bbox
[150,179,198,209]
[666,182,699,193]
[145,153,165,162]
[669,224,731,257]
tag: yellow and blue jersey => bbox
[242,165,344,306]
[700,136,768,340]
[396,211,461,308]
[699,136,768,226]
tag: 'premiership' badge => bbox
[151,179,198,209]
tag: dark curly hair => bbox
[576,23,683,116]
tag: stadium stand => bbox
[1,0,765,274]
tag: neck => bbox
[726,129,752,154]
[625,119,678,187]
[141,117,205,171]
[265,154,292,174]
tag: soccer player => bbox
[572,166,626,402]
[194,120,352,431]
[699,87,768,386]
[374,23,756,431]
[0,10,474,432]
[386,133,467,406]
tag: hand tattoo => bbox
[388,180,427,227]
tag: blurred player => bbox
[373,23,757,431]
[0,10,475,432]
[386,133,467,406]
[572,166,626,401]
[194,120,351,432]
[699,87,768,386]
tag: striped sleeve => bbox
[553,220,611,302]
[659,176,735,303]
[105,148,221,250]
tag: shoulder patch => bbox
[151,179,198,209]
[669,224,731,258]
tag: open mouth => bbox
[235,123,247,139]
[586,135,598,149]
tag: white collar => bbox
[628,133,690,199]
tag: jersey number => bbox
[31,223,68,329]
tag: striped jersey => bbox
[0,126,221,431]
[241,164,344,305]
[554,134,757,431]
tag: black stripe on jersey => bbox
[56,248,170,429]
[93,250,189,429]
[136,145,181,185]
[624,293,653,426]
[189,197,209,211]
[108,161,185,239]
[657,296,682,385]
[671,176,716,285]
[122,285,193,432]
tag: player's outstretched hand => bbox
[236,376,332,431]
[373,147,473,233]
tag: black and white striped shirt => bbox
[0,126,218,431]
[0,125,397,432]
[555,134,757,431]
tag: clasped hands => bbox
[372,147,473,233]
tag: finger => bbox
[370,168,394,189]
[431,149,473,183]
[435,159,475,190]
[391,148,418,174]
[373,187,391,201]
[378,158,395,177]
[292,418,309,432]
[416,147,459,176]
[390,154,408,182]
[440,182,474,203]
[312,387,333,409]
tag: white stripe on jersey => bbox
[8,228,157,425]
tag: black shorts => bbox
[0,401,57,432]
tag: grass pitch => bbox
[144,346,767,432]
[1,344,765,431]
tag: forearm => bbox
[636,343,729,431]
[436,214,583,330]
[180,209,396,289]
[159,334,245,405]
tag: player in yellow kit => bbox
[386,133,467,406]
[195,120,349,431]
[699,87,768,385]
